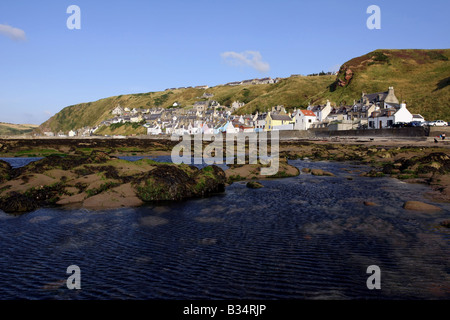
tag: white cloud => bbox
[221,50,270,73]
[0,24,26,41]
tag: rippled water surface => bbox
[0,158,449,299]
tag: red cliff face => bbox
[332,66,354,90]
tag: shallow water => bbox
[0,158,449,299]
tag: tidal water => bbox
[0,158,449,300]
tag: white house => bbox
[173,125,189,136]
[130,114,143,123]
[316,100,332,122]
[68,130,77,137]
[202,123,214,135]
[368,103,413,129]
[231,101,245,110]
[111,105,124,116]
[224,122,240,134]
[293,110,317,130]
[254,113,266,131]
[188,123,202,135]
[147,124,162,135]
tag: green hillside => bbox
[324,49,450,120]
[0,123,38,136]
[38,49,450,133]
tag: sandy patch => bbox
[44,169,77,180]
[0,174,57,195]
[56,192,87,205]
[82,183,143,209]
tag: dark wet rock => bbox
[0,160,11,183]
[440,220,450,228]
[402,201,442,212]
[311,169,335,177]
[135,164,226,202]
[246,181,264,189]
[0,192,39,213]
[11,151,116,179]
[194,165,226,196]
[400,152,450,175]
[361,169,385,178]
[382,164,395,174]
[0,183,67,213]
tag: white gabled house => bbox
[68,130,77,137]
[147,124,162,135]
[293,110,317,130]
[316,100,333,123]
[112,105,124,116]
[222,121,239,134]
[368,102,413,129]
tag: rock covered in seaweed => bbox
[0,152,226,213]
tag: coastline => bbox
[0,136,449,213]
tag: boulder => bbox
[0,160,11,183]
[0,192,38,213]
[364,201,377,206]
[311,169,335,176]
[135,164,226,201]
[301,168,311,173]
[246,181,264,189]
[402,201,442,212]
[362,169,384,178]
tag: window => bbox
[387,120,393,127]
[308,119,312,123]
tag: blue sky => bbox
[0,0,449,124]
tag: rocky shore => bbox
[0,151,226,213]
[279,141,450,203]
[1,138,449,213]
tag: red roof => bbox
[301,110,316,117]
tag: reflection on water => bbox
[0,158,449,299]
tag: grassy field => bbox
[37,49,450,134]
[0,123,38,136]
[94,122,148,136]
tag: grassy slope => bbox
[0,123,38,136]
[323,49,450,120]
[38,49,450,133]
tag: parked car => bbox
[392,122,407,128]
[407,121,423,127]
[431,120,448,126]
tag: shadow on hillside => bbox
[434,77,450,91]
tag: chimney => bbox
[388,86,394,95]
